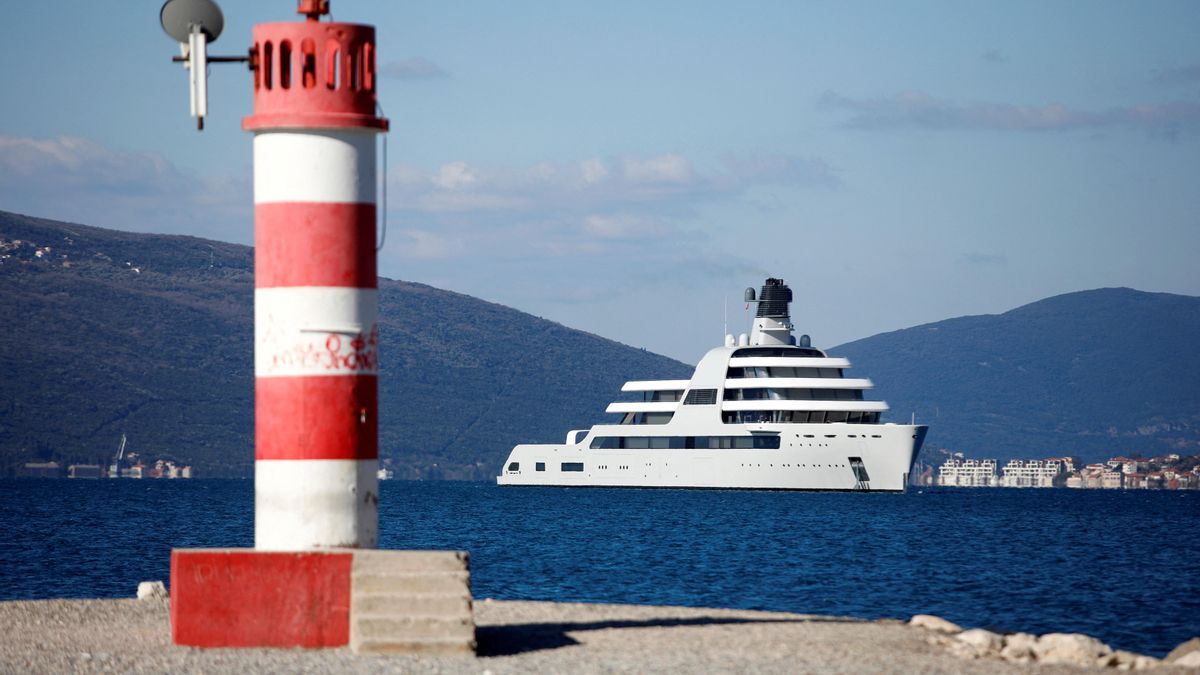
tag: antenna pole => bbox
[187,26,208,128]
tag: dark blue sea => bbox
[1,480,1196,657]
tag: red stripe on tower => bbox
[256,203,377,287]
[245,16,388,551]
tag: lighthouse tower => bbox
[167,2,474,653]
[244,0,387,551]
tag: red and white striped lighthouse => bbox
[169,3,473,652]
[244,1,388,550]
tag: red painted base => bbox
[170,549,353,648]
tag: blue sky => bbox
[2,1,1198,363]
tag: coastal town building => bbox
[938,458,998,487]
[1000,459,1063,487]
[941,454,1198,490]
[19,455,198,479]
[67,464,104,479]
[1047,456,1076,473]
[17,461,62,478]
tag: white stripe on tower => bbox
[254,131,376,204]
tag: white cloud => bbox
[432,161,479,190]
[820,90,1200,139]
[620,154,693,184]
[981,49,1006,65]
[380,57,449,80]
[0,135,250,243]
[378,152,834,270]
[580,158,609,184]
[387,152,834,218]
[1152,64,1200,85]
[0,135,833,319]
[583,214,674,240]
[962,252,1008,266]
[392,228,465,259]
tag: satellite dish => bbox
[160,0,225,44]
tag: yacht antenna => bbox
[723,294,728,338]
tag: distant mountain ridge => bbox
[3,210,1196,474]
[0,210,690,477]
[835,287,1200,462]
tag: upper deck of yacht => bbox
[605,279,890,427]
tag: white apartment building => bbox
[1001,459,1063,487]
[938,458,999,487]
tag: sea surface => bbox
[1,480,1197,657]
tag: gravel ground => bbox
[0,598,1183,674]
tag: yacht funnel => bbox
[755,278,792,319]
[746,278,795,346]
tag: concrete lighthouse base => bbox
[170,549,475,653]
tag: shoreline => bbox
[1,598,1194,673]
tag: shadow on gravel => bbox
[477,615,858,657]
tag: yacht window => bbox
[535,462,545,471]
[507,462,519,472]
[721,410,890,425]
[585,435,780,450]
[726,388,869,402]
[683,388,718,405]
[623,411,675,425]
[731,347,824,358]
[561,462,584,472]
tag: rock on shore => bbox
[908,614,1195,671]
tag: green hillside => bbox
[0,211,689,478]
[835,288,1200,463]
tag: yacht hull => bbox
[497,424,926,492]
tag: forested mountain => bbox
[0,211,688,478]
[835,288,1200,463]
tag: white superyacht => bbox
[497,278,927,491]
